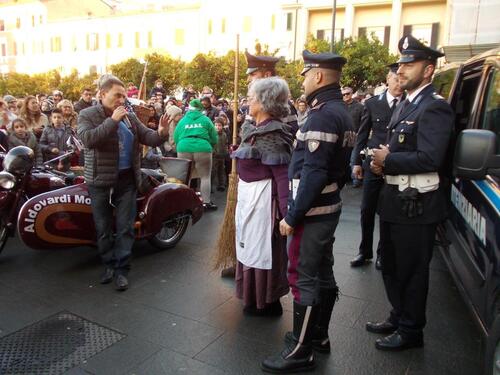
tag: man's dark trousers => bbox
[359,160,384,259]
[88,170,137,276]
[380,221,436,337]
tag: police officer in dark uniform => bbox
[245,51,299,135]
[261,50,354,373]
[350,63,404,269]
[366,35,453,351]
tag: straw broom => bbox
[213,34,240,271]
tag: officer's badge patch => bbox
[308,140,320,152]
[398,134,405,143]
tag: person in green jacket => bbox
[174,99,218,210]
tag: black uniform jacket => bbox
[285,84,354,227]
[378,84,454,224]
[352,90,394,167]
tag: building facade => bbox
[0,0,498,75]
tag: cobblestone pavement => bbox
[0,186,481,375]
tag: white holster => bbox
[385,172,440,193]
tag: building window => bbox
[106,33,111,49]
[22,42,25,55]
[286,12,292,31]
[16,17,21,29]
[1,44,6,57]
[39,15,43,24]
[221,18,226,33]
[87,33,99,51]
[135,32,140,48]
[175,29,184,45]
[40,41,44,54]
[271,14,275,31]
[208,19,212,35]
[148,31,153,48]
[243,16,251,32]
[0,20,4,31]
[117,33,123,48]
[72,35,77,51]
[405,24,436,47]
[317,28,344,42]
[50,36,62,52]
[32,15,35,27]
[32,41,35,54]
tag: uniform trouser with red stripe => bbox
[287,212,341,305]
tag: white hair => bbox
[249,77,290,119]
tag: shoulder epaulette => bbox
[432,93,444,100]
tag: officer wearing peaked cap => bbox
[244,51,299,136]
[350,62,404,269]
[366,35,453,351]
[261,50,354,373]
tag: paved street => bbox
[0,186,482,375]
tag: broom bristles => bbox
[212,171,238,271]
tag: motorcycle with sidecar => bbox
[0,146,203,254]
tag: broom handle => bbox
[231,34,239,171]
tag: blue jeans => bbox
[87,171,137,275]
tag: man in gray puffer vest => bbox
[78,77,168,291]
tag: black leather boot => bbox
[261,302,318,373]
[284,288,338,354]
[311,288,338,353]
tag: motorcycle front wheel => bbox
[148,214,190,250]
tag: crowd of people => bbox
[0,33,453,373]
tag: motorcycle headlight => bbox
[0,171,16,189]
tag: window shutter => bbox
[316,30,324,40]
[358,27,367,38]
[403,25,412,36]
[384,26,390,47]
[430,23,439,48]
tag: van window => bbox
[480,68,500,153]
[454,69,482,133]
[433,67,458,99]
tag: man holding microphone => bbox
[78,76,169,291]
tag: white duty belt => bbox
[385,172,439,193]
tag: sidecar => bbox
[17,158,203,250]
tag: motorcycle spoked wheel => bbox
[148,214,190,250]
[0,221,9,255]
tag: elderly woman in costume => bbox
[232,77,293,316]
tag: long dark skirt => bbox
[235,222,289,309]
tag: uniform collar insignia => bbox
[311,98,318,107]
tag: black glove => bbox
[398,187,423,218]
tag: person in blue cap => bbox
[261,50,355,373]
[350,62,405,270]
[366,35,453,351]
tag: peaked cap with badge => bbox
[397,35,444,64]
[245,51,280,75]
[301,50,347,76]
